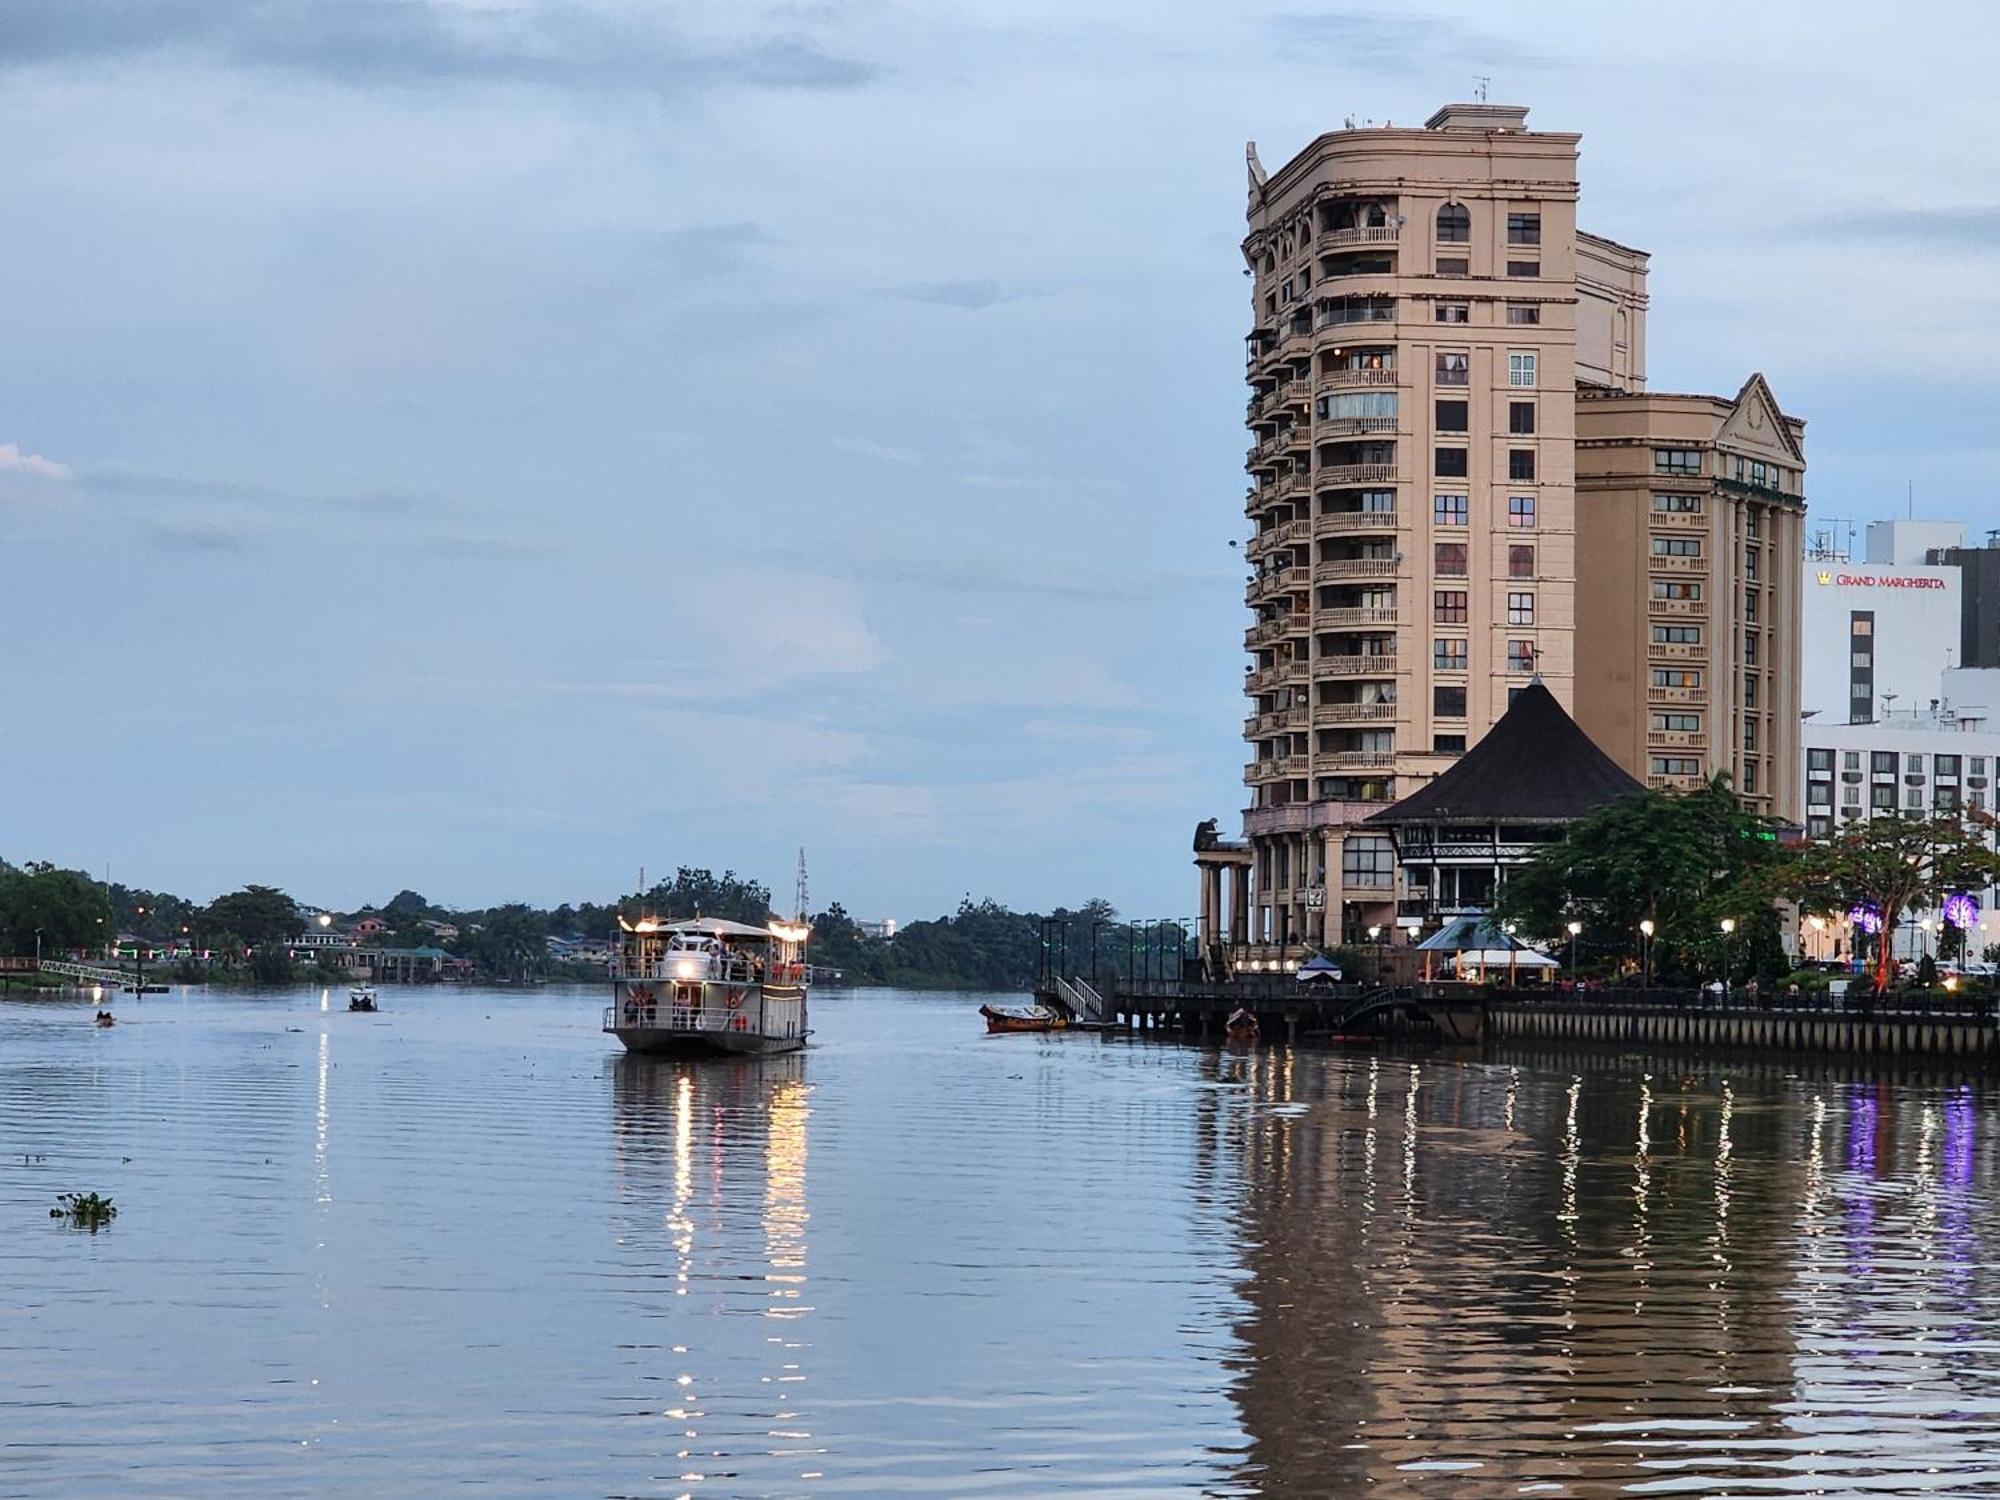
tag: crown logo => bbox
[1816,570,1831,585]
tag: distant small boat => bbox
[1225,1007,1260,1045]
[93,1010,116,1028]
[981,1003,1067,1035]
[348,986,378,1012]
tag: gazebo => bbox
[1415,915,1560,984]
[1365,681,1644,932]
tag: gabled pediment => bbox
[1716,372,1803,463]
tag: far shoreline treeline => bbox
[0,860,1182,992]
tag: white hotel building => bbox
[1801,519,2000,960]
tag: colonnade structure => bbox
[1194,818,1254,974]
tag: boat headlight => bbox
[674,958,700,980]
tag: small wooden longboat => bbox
[1224,1007,1260,1045]
[980,1003,1067,1035]
[348,987,378,1012]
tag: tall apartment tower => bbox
[1240,103,1645,951]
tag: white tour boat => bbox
[603,916,811,1056]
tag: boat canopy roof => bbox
[621,916,786,941]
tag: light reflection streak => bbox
[670,1074,694,1296]
[314,1028,331,1206]
[1361,1058,1379,1222]
[1401,1063,1420,1211]
[1558,1076,1581,1243]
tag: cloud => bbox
[1784,205,2000,250]
[833,435,921,465]
[896,278,1017,311]
[422,530,563,561]
[652,222,780,278]
[0,442,73,481]
[145,518,253,553]
[1269,11,1552,73]
[0,2,877,94]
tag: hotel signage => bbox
[1814,571,1946,589]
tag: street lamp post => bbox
[1566,920,1582,985]
[1720,917,1737,999]
[1639,918,1655,989]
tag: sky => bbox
[5,0,2000,921]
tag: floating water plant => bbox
[50,1192,117,1232]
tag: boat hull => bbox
[980,1004,1066,1035]
[608,1026,804,1057]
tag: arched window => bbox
[1436,203,1470,243]
[1365,202,1388,228]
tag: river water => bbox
[0,985,1995,1497]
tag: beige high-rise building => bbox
[1574,380,1806,821]
[1235,103,1802,957]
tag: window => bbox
[1744,720,1758,750]
[1975,757,1987,775]
[1843,751,1860,770]
[1654,448,1702,475]
[1342,835,1395,888]
[1872,751,1897,774]
[1434,399,1468,432]
[1433,733,1467,754]
[1281,276,1295,304]
[1435,259,1469,278]
[1652,625,1700,644]
[1507,591,1535,625]
[1507,449,1536,481]
[1744,764,1758,795]
[1651,668,1702,688]
[1508,401,1536,435]
[1433,493,1468,526]
[1744,676,1758,707]
[1436,203,1470,243]
[1506,260,1540,278]
[1435,541,1468,576]
[1508,544,1535,579]
[1651,580,1702,600]
[1436,351,1470,387]
[1435,447,1468,478]
[1507,639,1537,674]
[1906,787,1924,809]
[1743,633,1758,665]
[1318,390,1398,422]
[1652,537,1702,557]
[1434,589,1468,623]
[1435,301,1470,322]
[1508,495,1536,528]
[1651,756,1701,776]
[1434,639,1467,672]
[1939,786,1962,812]
[1843,784,1862,806]
[1434,684,1467,716]
[1907,753,1925,773]
[1745,548,1759,579]
[1508,352,1536,388]
[1744,590,1759,622]
[1654,712,1701,732]
[1507,211,1541,245]
[1807,748,1833,772]
[1651,493,1701,512]
[1505,303,1540,325]
[1872,785,1896,810]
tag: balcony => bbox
[1650,641,1705,662]
[1244,612,1309,649]
[1647,730,1703,749]
[1315,510,1398,537]
[1319,368,1397,392]
[1317,416,1398,438]
[1647,773,1705,791]
[1316,462,1396,488]
[1316,558,1397,582]
[1317,605,1399,628]
[1313,702,1397,727]
[1245,661,1310,694]
[1243,705,1309,737]
[1244,754,1311,785]
[1281,425,1312,453]
[1650,510,1707,530]
[1647,685,1706,705]
[1645,598,1702,617]
[1246,518,1310,561]
[1246,566,1302,605]
[1276,325,1313,361]
[1317,225,1400,253]
[1319,301,1396,329]
[1321,751,1396,771]
[1317,653,1398,678]
[1650,554,1706,574]
[1271,379,1311,413]
[1243,484,1282,517]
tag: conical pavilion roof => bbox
[1365,681,1644,827]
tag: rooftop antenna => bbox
[795,848,809,924]
[1474,75,1490,103]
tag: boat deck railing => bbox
[603,1004,750,1034]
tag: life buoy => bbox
[726,987,745,1009]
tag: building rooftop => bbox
[1366,682,1644,827]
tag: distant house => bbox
[420,919,460,941]
[351,915,389,938]
[856,919,898,941]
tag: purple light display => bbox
[1849,904,1882,935]
[1943,892,1980,930]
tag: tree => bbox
[0,862,112,956]
[382,889,432,923]
[464,903,548,981]
[1493,779,1785,979]
[634,868,773,926]
[1788,812,2000,994]
[202,886,300,949]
